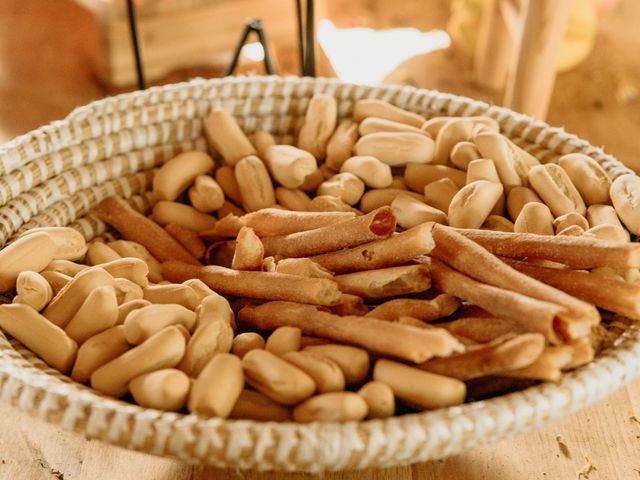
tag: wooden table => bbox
[1,379,639,479]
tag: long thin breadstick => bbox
[500,345,573,382]
[201,208,356,238]
[162,261,341,306]
[456,228,640,269]
[503,257,640,320]
[237,301,464,363]
[310,222,435,273]
[431,225,600,328]
[439,316,526,343]
[335,265,431,299]
[365,294,460,321]
[95,196,200,265]
[260,207,396,258]
[426,258,567,343]
[418,333,546,380]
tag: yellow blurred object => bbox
[449,0,598,73]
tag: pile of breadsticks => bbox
[1,95,639,424]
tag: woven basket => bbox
[0,76,639,472]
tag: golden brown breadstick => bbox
[418,333,545,380]
[165,223,206,259]
[317,173,365,205]
[500,346,572,382]
[153,152,215,201]
[355,132,434,166]
[95,196,200,265]
[41,271,72,296]
[265,326,301,356]
[335,265,431,299]
[308,195,363,214]
[439,316,526,344]
[353,99,425,128]
[260,207,395,258]
[293,392,368,423]
[151,201,217,233]
[123,304,197,344]
[19,226,87,262]
[188,353,244,417]
[86,242,121,266]
[482,215,515,232]
[474,132,536,191]
[373,359,466,409]
[297,93,337,159]
[365,294,460,322]
[204,108,256,165]
[116,299,151,325]
[330,294,369,316]
[188,174,225,213]
[359,116,428,137]
[552,212,589,234]
[585,224,630,243]
[130,368,191,411]
[506,186,542,220]
[13,271,53,312]
[195,291,234,327]
[310,222,435,273]
[96,258,148,287]
[282,350,345,393]
[423,178,460,214]
[303,344,369,383]
[340,156,393,189]
[215,165,243,205]
[178,318,233,377]
[275,258,333,279]
[357,381,395,419]
[65,285,119,344]
[448,180,504,229]
[557,153,611,206]
[275,187,312,211]
[162,261,342,306]
[0,303,77,372]
[231,226,264,271]
[391,193,447,229]
[586,204,623,228]
[404,164,467,192]
[450,141,481,170]
[228,389,291,421]
[433,118,475,165]
[234,155,276,212]
[242,349,316,405]
[359,188,424,213]
[426,258,565,343]
[43,267,115,328]
[45,259,87,277]
[326,119,359,171]
[201,208,355,238]
[107,240,163,283]
[514,202,554,235]
[238,301,463,363]
[528,164,586,217]
[263,145,317,189]
[249,130,276,158]
[502,257,640,320]
[143,284,199,309]
[0,232,57,292]
[455,228,640,269]
[71,325,130,383]
[231,332,265,358]
[91,325,186,397]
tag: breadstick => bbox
[335,264,431,299]
[275,258,333,279]
[234,155,276,212]
[130,368,191,411]
[188,175,225,213]
[265,326,301,356]
[95,258,148,287]
[308,195,363,214]
[65,285,119,344]
[433,118,474,165]
[404,164,467,192]
[391,193,447,229]
[528,164,586,217]
[194,290,234,327]
[500,346,572,382]
[502,257,640,320]
[353,99,425,128]
[586,204,623,228]
[482,215,514,232]
[123,304,197,344]
[455,228,640,269]
[355,132,434,166]
[432,225,600,325]
[300,168,325,192]
[162,261,342,306]
[231,332,265,358]
[552,212,589,234]
[152,151,214,201]
[242,349,316,405]
[310,222,435,273]
[248,130,276,158]
[275,187,311,211]
[203,108,256,165]
[116,299,150,325]
[151,201,217,232]
[107,240,163,283]
[43,267,115,328]
[19,226,87,261]
[0,303,77,373]
[263,145,317,189]
[426,258,565,343]
[214,165,243,205]
[423,178,460,214]
[13,271,53,312]
[90,325,186,397]
[340,156,393,189]
[359,116,428,137]
[373,359,466,409]
[0,232,57,292]
[188,353,244,417]
[41,271,72,296]
[293,392,368,423]
[95,196,200,265]
[330,294,369,316]
[44,259,87,276]
[360,189,423,213]
[317,173,365,206]
[365,294,460,322]
[143,284,199,309]
[418,333,545,380]
[448,180,504,229]
[164,223,206,259]
[357,381,395,419]
[260,207,395,258]
[86,242,121,265]
[201,208,355,238]
[228,389,291,421]
[585,224,630,243]
[303,344,370,384]
[230,226,264,271]
[297,93,337,159]
[507,186,543,220]
[238,301,463,363]
[474,132,534,191]
[557,153,611,206]
[71,325,130,383]
[326,119,359,171]
[450,141,481,170]
[282,350,345,393]
[438,317,525,343]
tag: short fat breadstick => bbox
[153,152,215,201]
[231,226,264,271]
[317,173,365,206]
[188,354,244,417]
[355,132,434,166]
[13,271,53,311]
[130,368,191,411]
[203,108,256,165]
[340,156,393,189]
[95,196,200,265]
[0,232,57,292]
[334,265,432,299]
[297,93,337,159]
[263,145,317,189]
[528,164,586,217]
[391,193,447,229]
[91,325,186,397]
[293,392,368,423]
[238,301,463,363]
[188,175,225,213]
[71,325,130,383]
[448,180,504,229]
[352,99,425,128]
[325,119,359,171]
[234,155,276,212]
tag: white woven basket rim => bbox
[0,75,638,472]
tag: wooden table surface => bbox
[1,1,640,479]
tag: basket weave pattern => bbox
[0,76,638,471]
